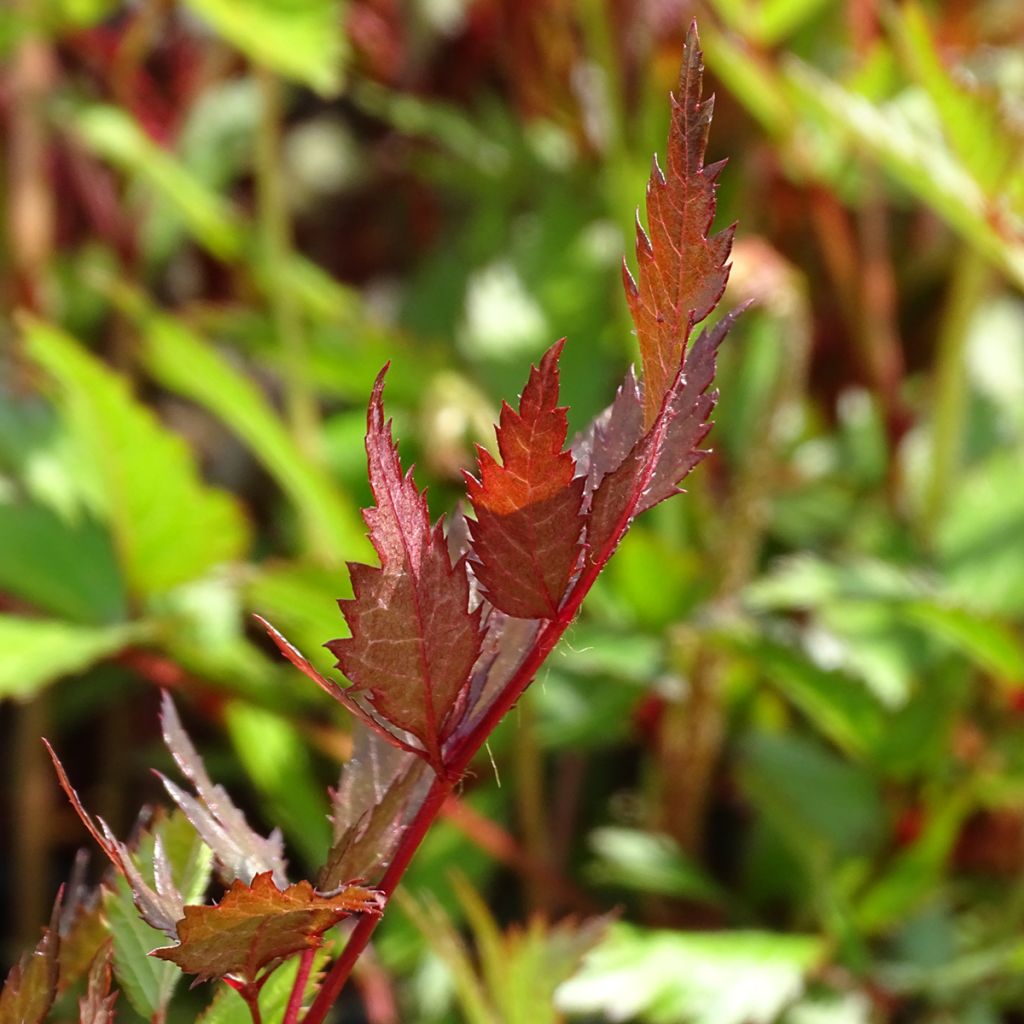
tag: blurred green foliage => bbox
[3,0,1024,1021]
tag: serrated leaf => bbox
[326,368,483,769]
[158,693,288,887]
[78,945,117,1024]
[49,745,188,937]
[104,877,181,1019]
[585,315,730,568]
[0,615,146,700]
[22,318,249,596]
[0,894,61,1024]
[465,340,584,619]
[319,723,431,889]
[152,872,380,983]
[624,23,734,427]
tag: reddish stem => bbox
[282,948,316,1024]
[300,554,608,1024]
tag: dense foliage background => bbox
[3,1,1024,1021]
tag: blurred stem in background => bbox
[923,250,990,543]
[655,242,812,859]
[255,68,322,475]
[6,7,57,950]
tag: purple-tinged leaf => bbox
[157,693,288,887]
[327,368,483,770]
[319,724,431,889]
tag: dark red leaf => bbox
[465,340,585,619]
[327,368,483,770]
[586,315,733,567]
[623,21,734,427]
[151,872,381,984]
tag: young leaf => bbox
[584,317,732,570]
[0,893,61,1024]
[319,723,431,889]
[326,368,483,770]
[623,22,734,427]
[47,740,186,938]
[151,872,381,983]
[465,339,585,619]
[78,945,118,1024]
[157,692,288,887]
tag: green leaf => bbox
[0,615,147,700]
[902,601,1024,684]
[739,733,884,864]
[555,924,823,1024]
[22,318,249,596]
[587,827,727,905]
[0,501,125,623]
[73,104,245,261]
[129,304,367,562]
[785,62,1024,289]
[715,629,887,759]
[104,876,182,1020]
[936,449,1024,615]
[182,0,343,94]
[891,1,1021,200]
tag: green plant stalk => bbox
[922,250,989,540]
[255,69,321,471]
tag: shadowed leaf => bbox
[0,893,61,1024]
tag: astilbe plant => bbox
[11,23,741,1024]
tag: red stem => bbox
[283,948,316,1024]
[300,563,601,1024]
[300,412,658,1024]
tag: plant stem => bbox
[255,66,333,563]
[240,984,263,1024]
[302,557,605,1024]
[922,250,988,542]
[283,948,316,1024]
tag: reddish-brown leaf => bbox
[465,340,585,619]
[623,22,734,427]
[0,892,61,1024]
[327,368,483,770]
[152,872,381,983]
[585,312,736,568]
[78,945,117,1024]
